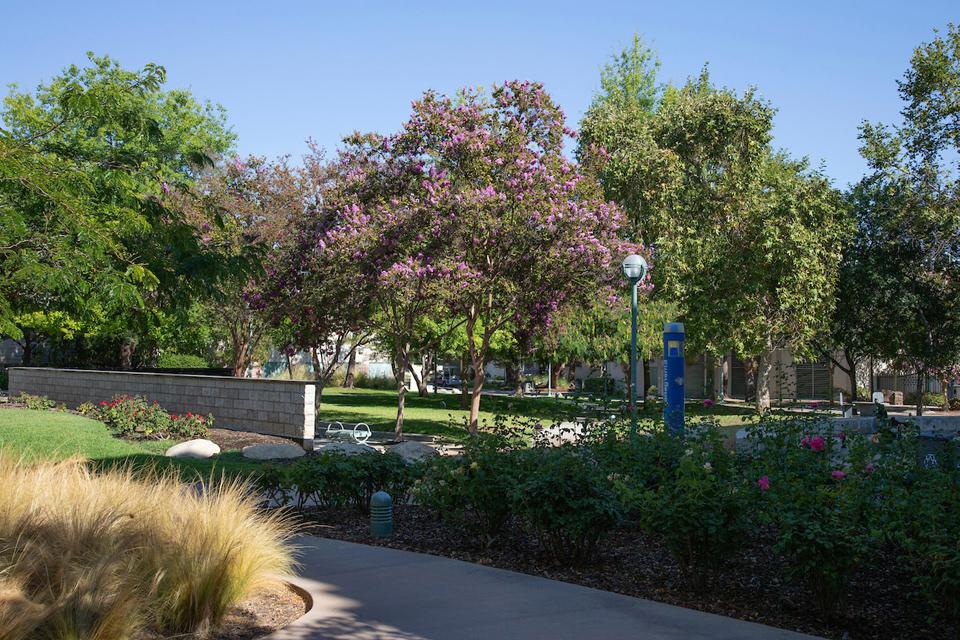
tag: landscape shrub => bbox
[352,372,398,390]
[950,396,960,411]
[582,376,614,396]
[156,352,209,368]
[639,427,750,590]
[0,455,294,638]
[512,447,624,564]
[416,438,522,544]
[257,452,418,512]
[769,475,871,615]
[879,459,960,628]
[14,392,54,411]
[586,425,684,515]
[89,394,211,439]
[904,391,946,407]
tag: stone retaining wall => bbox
[7,368,316,448]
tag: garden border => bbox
[8,367,317,449]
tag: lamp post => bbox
[622,254,648,435]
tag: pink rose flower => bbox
[809,435,826,452]
[757,476,770,492]
[831,470,847,480]
[865,463,876,474]
[703,399,714,408]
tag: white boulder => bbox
[387,440,439,463]
[316,442,378,456]
[242,443,306,460]
[166,439,220,459]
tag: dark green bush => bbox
[582,376,614,396]
[15,392,55,411]
[416,440,521,544]
[352,372,398,391]
[904,391,946,407]
[512,448,624,565]
[257,453,418,513]
[156,352,210,368]
[639,427,750,590]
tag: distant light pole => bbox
[622,254,648,435]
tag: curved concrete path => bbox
[268,536,821,640]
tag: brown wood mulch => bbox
[204,428,292,451]
[298,506,952,640]
[136,582,306,640]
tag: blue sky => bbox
[1,1,956,187]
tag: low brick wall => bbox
[8,368,316,449]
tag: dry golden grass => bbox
[0,455,295,639]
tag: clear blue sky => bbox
[1,1,956,188]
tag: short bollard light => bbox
[370,491,393,537]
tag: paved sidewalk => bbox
[268,536,821,640]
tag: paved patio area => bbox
[268,536,822,640]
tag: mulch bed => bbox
[205,428,292,451]
[299,506,951,640]
[136,582,306,639]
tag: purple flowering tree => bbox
[379,81,639,431]
[256,150,376,401]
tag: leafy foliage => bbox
[85,394,211,438]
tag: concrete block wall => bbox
[8,368,316,448]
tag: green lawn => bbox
[0,391,765,475]
[319,387,761,439]
[0,408,258,478]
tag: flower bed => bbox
[79,394,212,439]
[264,415,960,639]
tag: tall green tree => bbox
[844,23,960,414]
[580,49,847,409]
[0,54,235,365]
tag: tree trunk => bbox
[120,338,135,370]
[550,362,561,390]
[469,367,484,433]
[20,331,32,367]
[941,377,950,410]
[418,353,432,397]
[285,350,293,379]
[395,347,410,441]
[916,372,925,416]
[466,322,487,433]
[756,352,773,412]
[459,351,470,410]
[406,361,424,396]
[231,328,248,378]
[344,348,357,388]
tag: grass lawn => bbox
[319,387,761,440]
[0,392,768,474]
[0,408,259,477]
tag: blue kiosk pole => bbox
[663,322,685,435]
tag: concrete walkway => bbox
[267,536,821,640]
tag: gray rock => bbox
[242,443,306,460]
[316,442,378,456]
[387,440,439,463]
[165,439,220,459]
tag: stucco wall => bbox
[7,368,316,448]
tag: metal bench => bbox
[325,421,372,445]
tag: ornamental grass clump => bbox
[0,454,295,639]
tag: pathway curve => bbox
[268,536,821,640]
